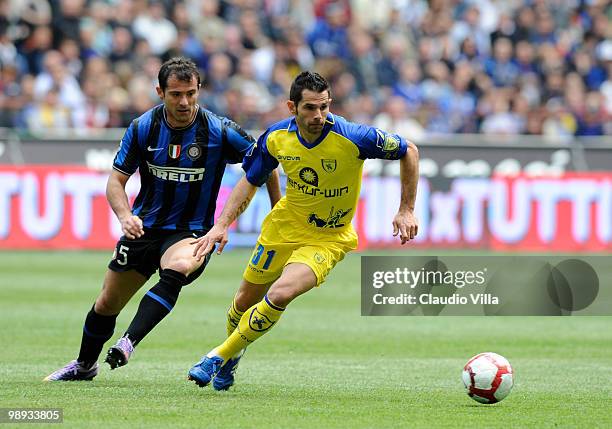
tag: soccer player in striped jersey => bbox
[44,57,280,381]
[187,71,419,390]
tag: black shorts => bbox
[108,228,212,283]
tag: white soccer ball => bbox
[462,352,514,404]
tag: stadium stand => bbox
[0,0,610,136]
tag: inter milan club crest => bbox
[186,143,201,161]
[299,167,319,186]
[168,144,181,159]
[321,159,337,173]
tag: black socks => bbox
[123,269,188,346]
[78,306,117,367]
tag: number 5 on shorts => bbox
[251,244,275,270]
[116,245,129,266]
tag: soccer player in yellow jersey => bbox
[188,71,419,390]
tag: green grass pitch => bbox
[1,250,610,428]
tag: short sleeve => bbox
[242,130,279,187]
[222,118,258,163]
[112,120,140,175]
[350,123,408,160]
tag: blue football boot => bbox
[188,355,224,387]
[212,351,244,391]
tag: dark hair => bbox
[158,57,201,92]
[289,71,330,105]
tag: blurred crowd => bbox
[0,0,610,139]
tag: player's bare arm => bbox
[192,176,258,260]
[106,169,144,239]
[265,169,282,208]
[393,141,419,244]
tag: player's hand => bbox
[191,224,228,261]
[392,210,418,245]
[120,215,144,239]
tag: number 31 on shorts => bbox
[250,244,275,270]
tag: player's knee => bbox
[235,289,258,311]
[267,274,317,307]
[94,295,121,315]
[163,257,197,278]
[266,289,293,308]
[266,283,300,308]
[235,281,267,311]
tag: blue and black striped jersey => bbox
[113,105,255,231]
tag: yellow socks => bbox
[212,295,284,362]
[226,297,244,337]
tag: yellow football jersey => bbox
[243,113,408,235]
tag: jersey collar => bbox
[162,105,200,131]
[287,113,335,149]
